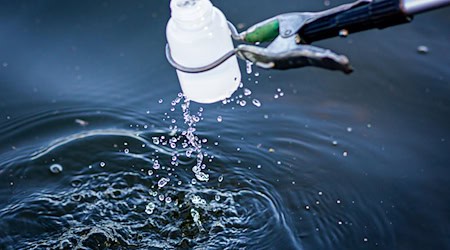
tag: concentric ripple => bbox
[0,106,300,249]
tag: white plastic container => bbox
[166,0,241,104]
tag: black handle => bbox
[299,0,412,43]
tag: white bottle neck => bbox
[170,0,214,30]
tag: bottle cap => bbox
[170,0,213,22]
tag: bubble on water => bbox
[100,162,106,168]
[159,194,165,201]
[274,94,279,99]
[305,205,310,210]
[158,99,163,104]
[215,194,221,201]
[254,72,260,77]
[222,99,227,105]
[158,177,170,188]
[244,88,252,96]
[332,140,338,146]
[145,202,155,214]
[337,199,341,204]
[257,165,262,169]
[343,151,348,157]
[165,197,172,204]
[191,178,197,185]
[152,137,160,145]
[346,127,353,132]
[239,100,247,107]
[124,148,129,153]
[363,238,368,242]
[49,164,63,174]
[148,170,153,176]
[218,175,223,182]
[417,45,429,54]
[279,92,284,97]
[252,99,261,107]
[277,88,282,92]
[318,191,323,196]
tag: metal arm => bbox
[402,0,450,14]
[166,0,450,74]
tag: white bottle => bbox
[166,0,241,104]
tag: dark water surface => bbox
[1,0,449,249]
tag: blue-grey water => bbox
[0,0,449,249]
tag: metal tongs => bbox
[166,0,450,74]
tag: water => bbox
[0,0,449,249]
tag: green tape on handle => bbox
[244,20,280,43]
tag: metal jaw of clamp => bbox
[166,0,373,74]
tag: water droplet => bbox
[195,172,209,182]
[244,88,252,96]
[49,164,63,174]
[246,60,253,74]
[252,99,261,107]
[153,160,160,169]
[158,177,170,188]
[145,202,155,214]
[339,29,349,37]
